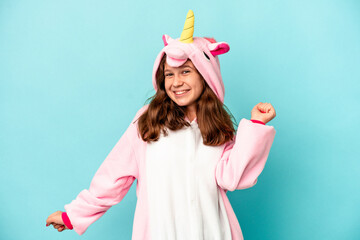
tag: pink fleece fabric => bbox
[250,119,265,125]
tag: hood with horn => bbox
[152,10,230,103]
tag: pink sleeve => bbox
[64,105,148,235]
[250,119,265,125]
[215,118,276,191]
[61,212,73,230]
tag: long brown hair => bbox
[138,54,236,146]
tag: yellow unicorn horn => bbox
[180,10,194,43]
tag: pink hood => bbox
[151,12,230,102]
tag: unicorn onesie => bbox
[64,10,276,240]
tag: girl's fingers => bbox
[267,105,271,113]
[46,217,54,226]
[258,104,265,111]
[259,103,269,113]
[54,224,61,229]
[263,103,271,113]
[263,105,268,112]
[254,102,275,115]
[49,222,66,232]
[46,211,63,227]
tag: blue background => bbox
[1,0,359,239]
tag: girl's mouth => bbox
[174,90,190,96]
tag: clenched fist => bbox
[46,211,68,232]
[251,102,276,124]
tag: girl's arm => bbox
[62,106,147,235]
[215,118,276,191]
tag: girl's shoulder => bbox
[132,104,149,125]
[122,104,149,145]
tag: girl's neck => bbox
[186,114,196,122]
[186,104,197,122]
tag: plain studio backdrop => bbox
[1,0,359,239]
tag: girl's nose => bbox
[173,75,184,87]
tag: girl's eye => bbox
[182,70,190,74]
[165,73,173,77]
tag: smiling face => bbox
[164,59,204,119]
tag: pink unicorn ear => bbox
[162,34,174,46]
[208,42,230,56]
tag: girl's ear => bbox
[162,34,174,46]
[208,42,230,56]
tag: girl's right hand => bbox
[46,210,68,232]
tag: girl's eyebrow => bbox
[180,64,193,69]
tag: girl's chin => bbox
[170,98,190,106]
[170,96,190,105]
[173,101,198,110]
[173,101,189,107]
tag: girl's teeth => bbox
[175,90,188,94]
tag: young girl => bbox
[46,10,276,240]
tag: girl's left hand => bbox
[251,102,276,124]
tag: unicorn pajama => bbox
[63,10,276,240]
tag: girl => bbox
[46,10,276,240]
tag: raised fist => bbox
[251,102,276,124]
